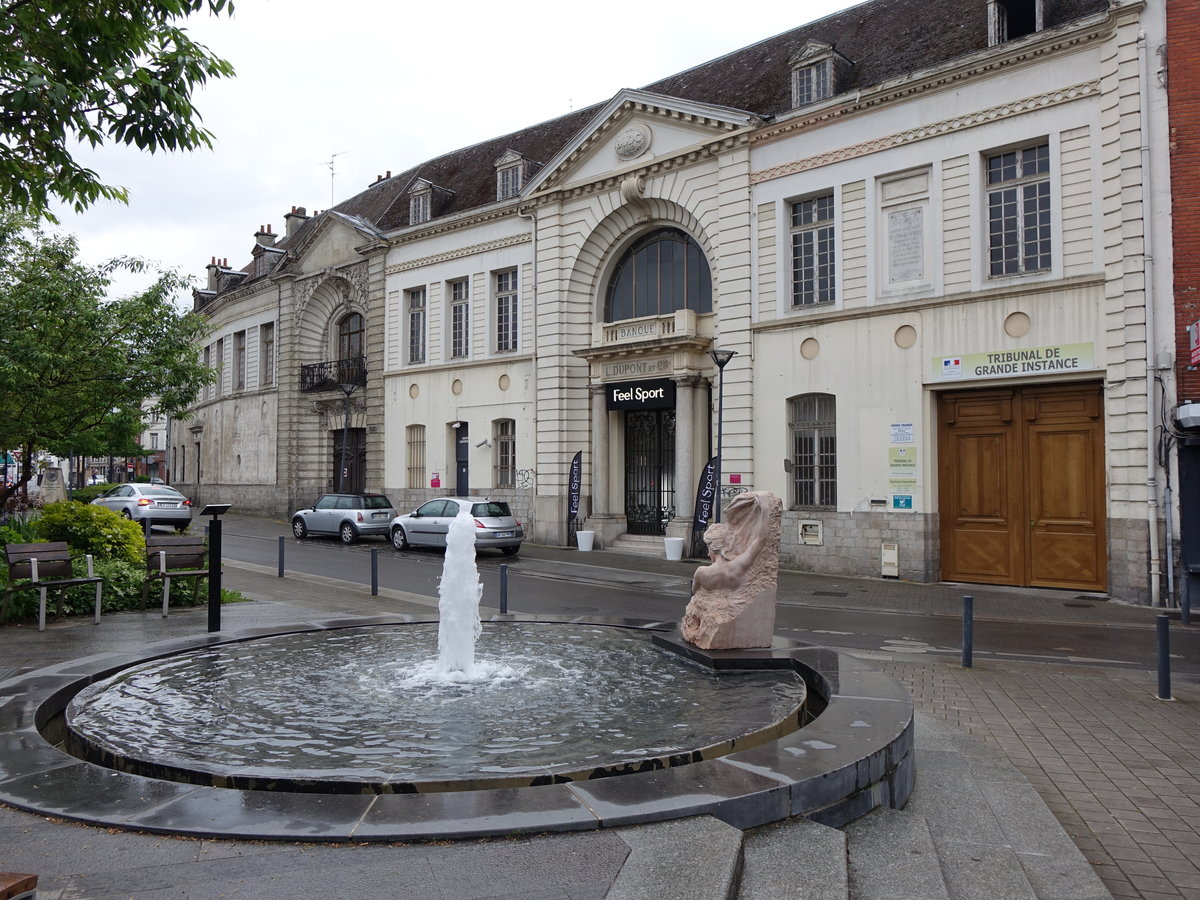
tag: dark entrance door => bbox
[455,423,469,496]
[624,409,675,535]
[332,428,366,493]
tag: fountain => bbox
[0,504,915,841]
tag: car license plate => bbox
[494,531,513,538]
[372,512,387,519]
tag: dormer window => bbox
[989,0,1043,45]
[410,186,431,225]
[494,150,527,201]
[789,40,851,109]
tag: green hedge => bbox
[36,501,144,565]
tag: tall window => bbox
[260,322,275,386]
[407,288,426,364]
[449,279,469,359]
[789,394,836,508]
[234,330,246,390]
[496,269,518,352]
[338,312,364,360]
[604,228,712,322]
[791,194,836,307]
[497,165,522,200]
[494,419,515,488]
[202,345,211,400]
[986,143,1051,277]
[214,338,224,396]
[406,424,426,488]
[410,191,430,225]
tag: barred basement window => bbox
[495,269,518,352]
[494,419,515,488]
[789,393,836,508]
[986,143,1051,277]
[407,424,426,489]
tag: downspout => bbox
[516,205,538,356]
[1138,29,1162,607]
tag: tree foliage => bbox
[0,215,213,502]
[0,0,235,218]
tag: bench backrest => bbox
[145,536,207,572]
[4,542,73,582]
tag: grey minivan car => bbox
[390,497,523,556]
[291,493,397,544]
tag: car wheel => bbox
[501,546,520,557]
[292,518,308,539]
[391,527,409,551]
[120,509,132,519]
[339,522,358,544]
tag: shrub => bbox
[0,510,40,545]
[69,484,112,504]
[35,502,144,565]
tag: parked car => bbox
[390,497,524,556]
[291,493,397,544]
[91,483,193,530]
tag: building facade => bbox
[179,0,1175,604]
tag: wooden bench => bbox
[0,872,37,900]
[142,535,209,617]
[3,542,103,631]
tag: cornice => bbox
[751,80,1100,185]
[384,233,532,276]
[753,10,1114,151]
[386,202,519,246]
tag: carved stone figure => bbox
[681,491,783,649]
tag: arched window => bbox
[604,228,712,322]
[338,313,364,360]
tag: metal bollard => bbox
[143,518,152,540]
[278,535,285,578]
[1157,615,1172,700]
[962,595,974,668]
[371,548,379,596]
[499,564,508,614]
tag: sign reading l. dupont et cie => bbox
[932,342,1095,383]
[606,378,676,411]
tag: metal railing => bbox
[299,356,367,393]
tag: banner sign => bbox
[932,343,1094,383]
[692,456,718,530]
[605,378,676,411]
[567,450,582,522]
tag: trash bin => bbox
[577,530,595,551]
[664,537,685,561]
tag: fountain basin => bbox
[0,614,914,841]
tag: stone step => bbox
[737,816,849,900]
[608,534,674,558]
[844,807,951,900]
[607,815,744,900]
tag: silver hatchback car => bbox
[291,493,397,544]
[390,497,524,556]
[91,483,193,531]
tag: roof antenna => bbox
[322,151,348,206]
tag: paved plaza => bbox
[1,520,1197,898]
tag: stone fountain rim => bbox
[0,613,915,841]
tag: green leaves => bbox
[0,0,236,218]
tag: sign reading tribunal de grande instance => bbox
[606,378,676,411]
[933,342,1094,382]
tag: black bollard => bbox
[500,564,508,614]
[1157,615,1172,700]
[278,535,285,578]
[207,516,222,633]
[371,548,379,596]
[962,595,974,668]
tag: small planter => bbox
[576,531,595,552]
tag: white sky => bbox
[51,0,858,304]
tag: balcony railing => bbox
[300,356,367,393]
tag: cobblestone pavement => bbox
[870,655,1200,899]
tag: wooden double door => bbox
[938,383,1106,591]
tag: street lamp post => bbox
[337,382,356,492]
[709,348,736,523]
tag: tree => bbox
[0,216,213,503]
[0,0,235,219]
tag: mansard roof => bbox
[239,0,1110,279]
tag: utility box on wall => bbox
[881,542,899,578]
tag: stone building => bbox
[179,0,1175,603]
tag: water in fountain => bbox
[435,509,483,676]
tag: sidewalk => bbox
[0,519,1196,898]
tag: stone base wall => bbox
[185,483,288,521]
[779,510,937,582]
[1108,516,1152,605]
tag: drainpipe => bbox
[516,205,538,356]
[1138,30,1161,607]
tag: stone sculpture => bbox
[681,491,783,649]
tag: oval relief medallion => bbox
[614,123,652,161]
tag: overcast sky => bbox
[51,0,858,304]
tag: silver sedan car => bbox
[91,483,193,530]
[390,497,523,556]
